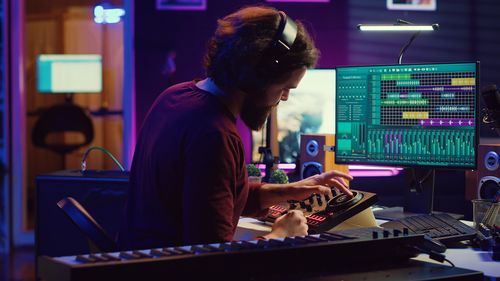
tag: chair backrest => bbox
[57,197,118,253]
[32,103,94,154]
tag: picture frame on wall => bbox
[387,0,436,11]
[156,0,207,11]
[266,0,330,3]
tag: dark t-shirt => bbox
[118,81,264,250]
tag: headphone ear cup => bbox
[236,11,296,93]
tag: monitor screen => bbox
[278,69,336,164]
[37,54,103,93]
[335,62,478,169]
[250,69,336,164]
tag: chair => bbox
[57,197,118,253]
[32,103,94,154]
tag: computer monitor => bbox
[278,69,336,164]
[251,69,336,165]
[335,62,479,216]
[37,54,103,93]
[335,62,479,169]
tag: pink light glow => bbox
[349,170,399,177]
[255,164,402,177]
[349,165,402,177]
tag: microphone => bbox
[481,84,500,136]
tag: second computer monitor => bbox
[335,62,479,169]
[277,68,336,164]
[37,54,103,93]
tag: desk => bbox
[235,216,500,280]
[415,246,500,280]
[415,220,499,279]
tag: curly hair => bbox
[204,5,319,92]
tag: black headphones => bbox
[270,11,298,65]
[238,11,298,92]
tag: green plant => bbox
[247,164,262,177]
[269,169,289,184]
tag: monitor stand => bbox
[373,168,435,221]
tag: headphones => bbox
[238,11,298,92]
[269,11,298,65]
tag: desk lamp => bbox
[355,20,441,217]
[357,19,439,64]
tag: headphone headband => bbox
[236,10,299,92]
[270,11,298,64]
[275,11,298,52]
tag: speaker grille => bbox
[301,162,322,179]
[305,140,319,157]
[484,151,500,171]
[478,176,500,200]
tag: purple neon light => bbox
[256,164,402,177]
[349,170,398,177]
[266,0,330,2]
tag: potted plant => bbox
[247,164,262,183]
[268,169,289,184]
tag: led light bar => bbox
[357,24,439,32]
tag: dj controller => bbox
[264,190,378,233]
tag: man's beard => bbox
[240,96,274,131]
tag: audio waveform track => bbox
[378,71,475,126]
[366,129,475,166]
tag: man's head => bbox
[204,5,319,130]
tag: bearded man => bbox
[119,5,352,250]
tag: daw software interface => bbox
[335,62,478,169]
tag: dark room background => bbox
[134,0,500,131]
[133,0,500,217]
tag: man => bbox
[119,5,353,250]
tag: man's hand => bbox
[262,210,308,239]
[259,170,354,209]
[293,170,353,197]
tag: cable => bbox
[415,169,434,185]
[81,146,126,173]
[410,168,435,193]
[411,245,450,265]
[444,258,455,267]
[398,31,420,64]
[396,19,420,65]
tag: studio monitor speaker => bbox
[466,143,500,200]
[300,134,348,179]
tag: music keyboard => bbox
[38,228,433,281]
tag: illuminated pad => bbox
[264,190,378,233]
